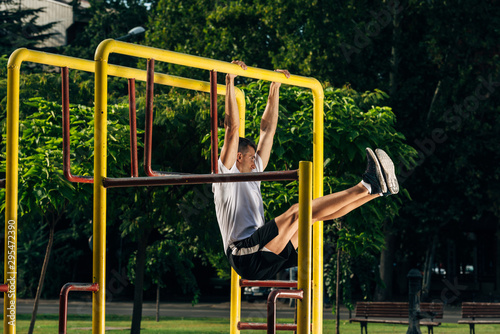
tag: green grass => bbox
[2,314,500,333]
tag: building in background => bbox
[1,0,90,47]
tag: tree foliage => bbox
[64,0,149,63]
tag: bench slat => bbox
[350,318,409,325]
[459,320,500,324]
[351,318,441,326]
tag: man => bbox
[212,61,399,280]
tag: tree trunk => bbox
[426,80,442,123]
[28,222,55,334]
[130,227,151,334]
[422,234,438,300]
[156,284,160,322]
[335,241,341,334]
[375,229,395,301]
[389,0,403,97]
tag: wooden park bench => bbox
[458,302,500,334]
[349,301,444,334]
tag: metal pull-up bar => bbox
[102,170,298,188]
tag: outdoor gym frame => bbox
[5,39,325,334]
[94,39,324,334]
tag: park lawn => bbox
[2,314,500,333]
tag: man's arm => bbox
[256,69,290,170]
[220,60,247,169]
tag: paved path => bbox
[12,299,462,323]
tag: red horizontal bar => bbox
[102,170,298,188]
[0,284,8,293]
[60,282,99,294]
[238,322,297,331]
[240,279,298,289]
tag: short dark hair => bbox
[238,137,257,154]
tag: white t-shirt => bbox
[212,154,265,251]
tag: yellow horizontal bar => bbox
[8,48,94,72]
[7,48,243,99]
[95,40,323,92]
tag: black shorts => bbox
[226,219,298,280]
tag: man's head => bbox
[237,137,257,172]
[238,137,256,154]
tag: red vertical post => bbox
[267,289,303,334]
[58,283,99,334]
[128,78,138,177]
[144,59,154,176]
[210,70,218,174]
[62,67,71,180]
[61,67,93,183]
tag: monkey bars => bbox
[93,39,324,334]
[5,41,324,334]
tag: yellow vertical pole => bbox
[312,89,324,333]
[229,269,240,334]
[229,91,246,334]
[297,161,312,334]
[93,55,108,334]
[4,57,21,334]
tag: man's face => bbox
[236,147,256,173]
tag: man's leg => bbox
[265,183,376,253]
[291,185,379,248]
[264,148,398,254]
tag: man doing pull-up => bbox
[212,61,399,280]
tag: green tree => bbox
[146,0,281,79]
[64,0,149,64]
[381,0,500,297]
[145,0,396,87]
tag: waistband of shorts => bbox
[227,242,260,257]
